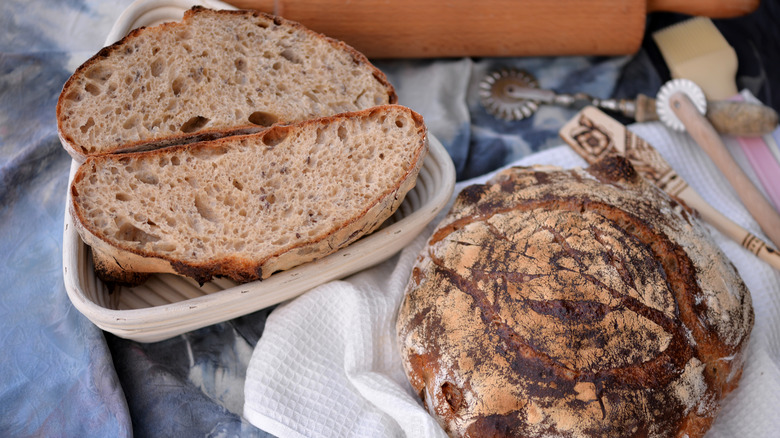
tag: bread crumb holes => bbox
[262,129,288,147]
[248,111,278,126]
[84,82,101,96]
[180,115,209,133]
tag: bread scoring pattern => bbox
[397,156,753,437]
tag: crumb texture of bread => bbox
[396,156,754,438]
[70,105,426,284]
[57,7,396,159]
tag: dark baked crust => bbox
[396,156,753,437]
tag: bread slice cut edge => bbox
[56,6,397,163]
[69,105,428,286]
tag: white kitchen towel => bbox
[244,121,780,437]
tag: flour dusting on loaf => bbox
[396,155,753,437]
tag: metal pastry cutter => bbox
[479,68,638,122]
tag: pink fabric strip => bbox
[771,129,780,164]
[731,95,780,210]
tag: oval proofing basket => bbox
[61,0,456,342]
[63,137,454,342]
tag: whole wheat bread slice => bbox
[57,6,396,162]
[69,105,427,285]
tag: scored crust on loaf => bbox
[69,105,426,285]
[396,156,753,438]
[57,6,396,161]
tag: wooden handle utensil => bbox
[633,95,779,137]
[669,92,780,250]
[560,106,780,271]
[225,0,760,58]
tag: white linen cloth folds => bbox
[244,121,780,437]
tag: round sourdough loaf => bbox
[396,156,753,437]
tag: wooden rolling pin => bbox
[225,0,760,58]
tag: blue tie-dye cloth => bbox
[2,0,779,436]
